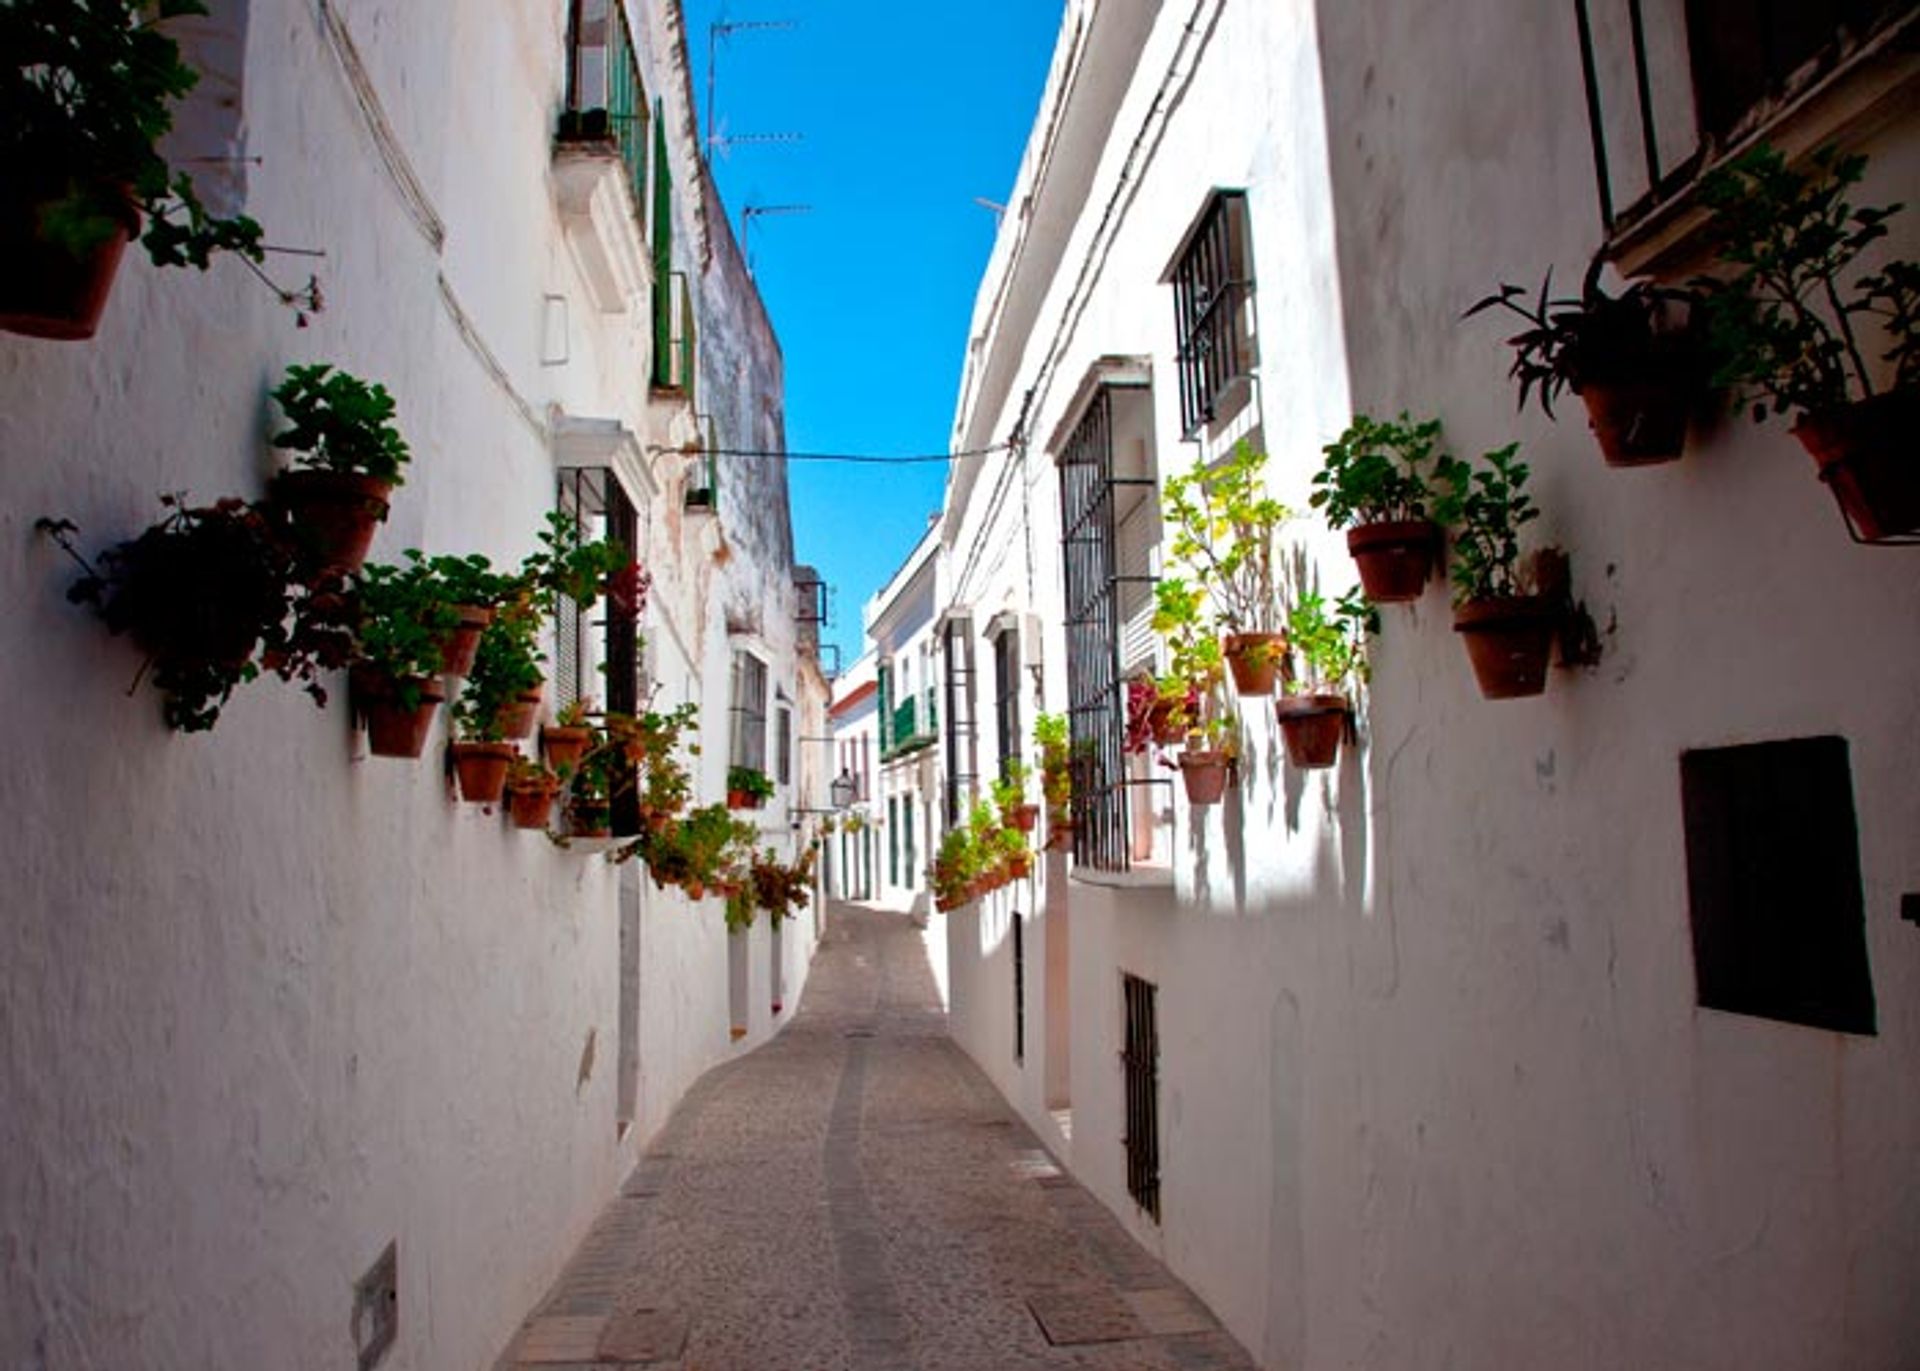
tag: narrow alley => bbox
[501,904,1255,1371]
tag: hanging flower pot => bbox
[1178,749,1232,805]
[1008,803,1039,833]
[541,723,592,774]
[1147,697,1189,744]
[1275,692,1349,769]
[494,684,544,741]
[1044,817,1074,852]
[273,470,393,575]
[1793,387,1920,543]
[0,189,139,341]
[353,669,446,758]
[1578,379,1691,467]
[1453,596,1556,699]
[1346,520,1439,603]
[1222,632,1286,696]
[437,604,495,677]
[1008,852,1033,880]
[506,775,560,830]
[449,740,516,803]
[568,797,612,839]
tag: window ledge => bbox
[1070,861,1174,892]
[551,141,651,313]
[1606,14,1920,280]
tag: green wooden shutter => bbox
[650,97,672,385]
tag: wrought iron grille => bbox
[1012,911,1026,1065]
[992,625,1021,780]
[555,468,642,835]
[1121,972,1160,1221]
[1058,390,1130,873]
[943,618,978,826]
[1170,191,1253,437]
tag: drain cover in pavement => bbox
[1026,1286,1145,1346]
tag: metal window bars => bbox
[1121,973,1160,1221]
[1170,192,1253,437]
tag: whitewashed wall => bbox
[942,1,1920,1369]
[0,3,811,1368]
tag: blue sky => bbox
[684,2,1065,669]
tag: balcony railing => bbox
[562,1,649,214]
[883,694,937,761]
[652,270,696,399]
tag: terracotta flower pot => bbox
[450,740,516,803]
[1178,749,1232,805]
[1578,378,1691,466]
[353,670,446,758]
[569,798,612,838]
[1008,852,1033,880]
[1222,632,1286,696]
[273,470,392,575]
[1793,387,1920,543]
[1044,819,1074,852]
[726,790,764,811]
[437,604,495,677]
[506,778,559,830]
[1147,697,1189,744]
[1275,692,1348,769]
[0,189,139,341]
[541,724,592,774]
[1346,520,1440,603]
[1453,596,1556,699]
[494,684,544,741]
[1009,803,1039,833]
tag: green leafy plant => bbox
[1285,589,1377,692]
[420,551,509,610]
[621,802,755,901]
[1034,713,1073,825]
[1432,444,1539,603]
[1,0,265,269]
[1697,144,1919,420]
[37,496,352,731]
[990,757,1032,819]
[930,824,978,907]
[352,556,462,704]
[1466,259,1707,417]
[1160,441,1290,636]
[727,765,775,803]
[600,701,699,822]
[519,511,628,615]
[451,603,542,741]
[1311,413,1452,528]
[739,846,816,930]
[1150,577,1225,697]
[271,365,411,485]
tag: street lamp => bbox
[828,769,856,811]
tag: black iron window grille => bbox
[1574,0,1909,236]
[1058,389,1153,873]
[1012,911,1026,1065]
[1121,972,1160,1222]
[556,468,644,836]
[1169,191,1255,437]
[992,622,1021,781]
[943,618,978,826]
[729,650,768,774]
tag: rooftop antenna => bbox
[707,18,797,155]
[973,196,1007,227]
[741,203,812,271]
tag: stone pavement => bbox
[499,902,1259,1371]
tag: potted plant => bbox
[1035,713,1075,851]
[1466,258,1709,466]
[1149,576,1226,717]
[992,758,1039,833]
[269,365,412,574]
[1173,688,1237,807]
[519,510,631,614]
[504,756,561,830]
[727,765,774,810]
[542,697,594,774]
[1276,589,1375,769]
[620,803,753,900]
[967,800,1005,893]
[564,724,616,839]
[1434,443,1558,699]
[930,825,976,912]
[350,556,460,756]
[0,0,267,339]
[417,552,507,676]
[994,818,1032,881]
[1161,442,1291,694]
[36,495,349,731]
[466,600,544,740]
[1311,413,1453,603]
[1697,144,1919,541]
[628,701,699,829]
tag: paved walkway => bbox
[500,903,1258,1371]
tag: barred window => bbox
[729,651,768,773]
[1166,190,1257,437]
[991,620,1021,780]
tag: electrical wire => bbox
[677,444,1009,465]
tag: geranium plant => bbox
[271,365,412,487]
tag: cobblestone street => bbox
[500,903,1257,1371]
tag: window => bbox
[888,796,899,886]
[729,651,768,773]
[563,0,650,210]
[1680,736,1876,1035]
[1685,0,1901,142]
[1121,973,1160,1221]
[904,801,916,890]
[775,705,792,786]
[990,618,1021,780]
[1166,190,1256,437]
[943,617,978,825]
[555,466,645,836]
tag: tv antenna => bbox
[741,203,811,270]
[707,18,798,155]
[973,197,1007,227]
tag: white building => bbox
[0,3,824,1368]
[826,647,881,901]
[935,2,1920,1369]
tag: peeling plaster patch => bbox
[1544,918,1571,953]
[577,1029,597,1093]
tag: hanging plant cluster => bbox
[929,795,1034,913]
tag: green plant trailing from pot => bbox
[350,555,460,753]
[1034,712,1074,847]
[1312,413,1454,603]
[1466,257,1710,466]
[930,825,977,912]
[1149,576,1225,722]
[1161,441,1291,694]
[37,496,351,731]
[417,550,508,675]
[1433,443,1561,700]
[742,845,816,930]
[967,799,1006,889]
[0,0,269,339]
[270,365,412,574]
[519,510,630,614]
[1696,143,1920,540]
[727,765,775,809]
[991,757,1038,833]
[620,802,755,901]
[1276,589,1376,769]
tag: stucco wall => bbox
[939,1,1920,1368]
[0,3,812,1368]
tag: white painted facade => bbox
[0,4,823,1369]
[825,649,881,902]
[937,2,1920,1370]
